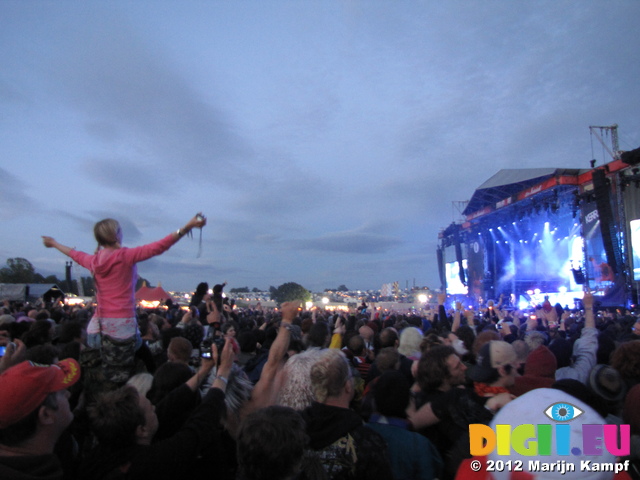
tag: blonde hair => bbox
[277,348,325,410]
[398,327,424,358]
[94,219,121,249]
[309,349,350,403]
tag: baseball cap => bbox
[0,359,81,428]
[469,340,517,383]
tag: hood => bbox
[524,345,557,378]
[301,402,364,450]
[90,248,123,277]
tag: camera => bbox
[200,339,213,359]
[0,342,15,358]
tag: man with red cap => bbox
[0,358,81,479]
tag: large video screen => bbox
[631,219,640,281]
[445,260,468,295]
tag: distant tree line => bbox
[0,257,158,297]
[229,287,263,293]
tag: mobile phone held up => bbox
[200,340,213,359]
[0,345,5,357]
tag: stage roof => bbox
[463,168,583,215]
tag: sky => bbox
[1,1,639,294]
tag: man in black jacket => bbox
[301,348,394,480]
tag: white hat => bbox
[488,388,618,480]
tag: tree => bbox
[252,287,261,293]
[337,284,349,292]
[270,282,311,305]
[230,287,250,293]
[79,276,95,296]
[136,277,151,290]
[0,258,38,283]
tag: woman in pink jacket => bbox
[42,214,206,379]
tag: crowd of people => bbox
[1,289,639,479]
[0,218,638,479]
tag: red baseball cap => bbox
[0,359,81,428]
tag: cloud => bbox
[0,76,29,105]
[0,167,38,220]
[291,226,399,254]
[80,158,167,195]
[48,9,253,182]
[48,209,144,245]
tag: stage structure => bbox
[438,142,640,309]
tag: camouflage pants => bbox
[83,332,139,395]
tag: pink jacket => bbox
[69,234,177,319]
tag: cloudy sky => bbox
[1,1,639,294]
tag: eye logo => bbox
[544,402,583,422]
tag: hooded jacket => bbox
[70,235,176,337]
[300,402,394,480]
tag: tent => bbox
[135,282,173,303]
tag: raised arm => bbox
[451,301,462,332]
[172,213,207,242]
[42,236,74,257]
[329,315,344,349]
[248,301,297,410]
[126,213,208,264]
[582,289,595,329]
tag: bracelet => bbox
[216,375,228,384]
[176,228,184,237]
